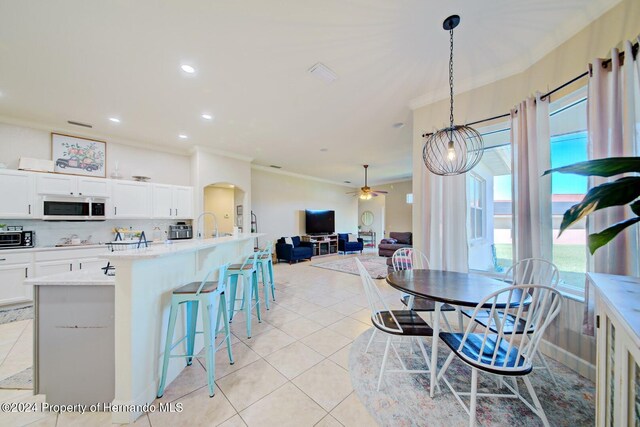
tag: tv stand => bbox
[302,234,338,256]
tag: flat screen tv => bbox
[305,209,335,235]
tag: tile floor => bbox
[0,251,404,426]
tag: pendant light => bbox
[422,15,484,176]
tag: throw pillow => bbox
[284,237,294,246]
[347,233,358,243]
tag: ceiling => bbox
[0,0,620,185]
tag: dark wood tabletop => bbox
[386,269,524,308]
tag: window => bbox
[406,193,413,204]
[549,89,588,294]
[469,174,485,240]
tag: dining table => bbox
[386,269,517,397]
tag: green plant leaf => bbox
[543,157,640,177]
[558,177,640,234]
[588,216,640,254]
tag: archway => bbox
[200,182,246,237]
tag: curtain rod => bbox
[422,41,639,138]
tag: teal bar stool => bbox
[252,242,275,309]
[157,264,234,398]
[227,252,262,338]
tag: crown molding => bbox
[0,115,191,157]
[251,164,356,188]
[189,145,254,162]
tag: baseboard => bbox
[538,339,596,382]
[110,380,157,424]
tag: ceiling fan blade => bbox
[345,191,359,194]
[371,190,389,194]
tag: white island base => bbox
[28,234,260,424]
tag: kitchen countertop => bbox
[25,268,115,286]
[101,233,262,260]
[0,243,109,254]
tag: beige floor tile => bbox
[301,329,352,357]
[328,343,352,371]
[348,309,371,325]
[205,341,261,380]
[244,328,295,357]
[326,301,361,317]
[218,413,247,427]
[264,341,324,380]
[239,383,326,427]
[330,393,378,427]
[305,294,342,308]
[57,410,112,426]
[0,388,32,402]
[23,413,58,427]
[156,360,208,404]
[314,414,344,427]
[293,359,352,411]
[284,300,325,316]
[0,320,30,347]
[277,317,324,340]
[260,307,301,327]
[231,317,274,341]
[304,309,344,327]
[216,359,287,411]
[0,393,52,427]
[327,317,371,340]
[149,386,236,427]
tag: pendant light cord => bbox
[449,27,454,129]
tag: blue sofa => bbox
[276,236,314,264]
[337,233,364,254]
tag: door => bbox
[112,181,151,218]
[37,174,77,196]
[152,184,174,219]
[0,263,31,305]
[77,177,110,198]
[174,186,193,218]
[0,170,35,218]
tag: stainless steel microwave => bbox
[42,197,106,221]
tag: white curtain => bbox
[583,38,640,336]
[510,94,552,264]
[421,167,468,273]
[587,39,640,277]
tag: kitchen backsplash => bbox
[0,219,191,247]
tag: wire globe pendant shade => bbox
[423,15,484,176]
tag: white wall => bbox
[203,186,235,235]
[251,167,358,245]
[358,196,385,245]
[467,164,495,271]
[373,180,413,237]
[0,121,191,186]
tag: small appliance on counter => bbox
[168,223,192,240]
[0,226,35,249]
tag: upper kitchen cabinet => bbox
[37,174,110,198]
[111,181,151,218]
[0,169,36,218]
[152,184,193,219]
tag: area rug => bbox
[312,255,388,279]
[349,329,594,426]
[0,367,32,390]
[0,305,33,325]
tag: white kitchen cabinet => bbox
[0,253,32,305]
[76,177,110,198]
[174,186,193,219]
[111,181,151,218]
[0,170,36,218]
[77,257,108,272]
[152,184,193,219]
[37,174,110,198]
[35,259,74,276]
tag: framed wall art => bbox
[51,133,107,177]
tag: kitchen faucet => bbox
[195,212,219,239]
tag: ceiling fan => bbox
[346,165,388,200]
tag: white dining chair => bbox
[438,284,563,427]
[355,258,436,392]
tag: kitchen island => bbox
[27,233,261,424]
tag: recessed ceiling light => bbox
[181,64,195,74]
[201,113,213,120]
[320,148,328,152]
[392,122,405,129]
[178,134,188,139]
[109,117,121,123]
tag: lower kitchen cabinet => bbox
[0,262,31,305]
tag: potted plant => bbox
[544,157,640,254]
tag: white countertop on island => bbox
[25,269,115,286]
[100,233,263,260]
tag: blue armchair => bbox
[275,236,314,264]
[337,233,364,254]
